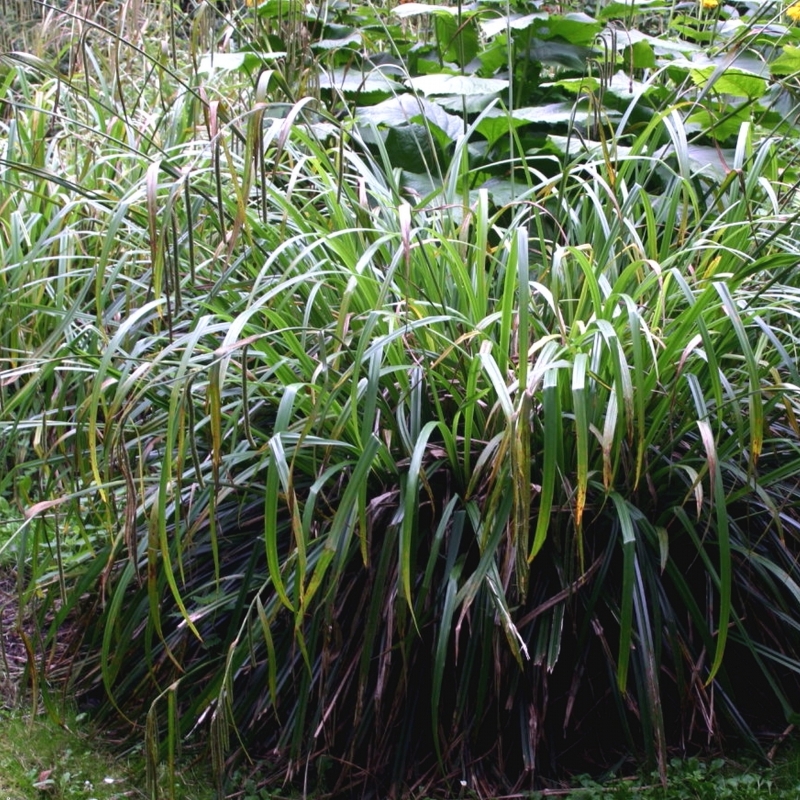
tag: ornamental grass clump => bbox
[3,0,800,797]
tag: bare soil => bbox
[0,570,76,706]
[0,571,27,704]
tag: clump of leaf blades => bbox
[2,0,800,798]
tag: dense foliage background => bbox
[3,0,800,796]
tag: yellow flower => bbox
[787,2,800,20]
[700,0,719,9]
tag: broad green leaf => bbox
[541,14,603,46]
[770,45,800,76]
[526,39,592,69]
[320,68,403,94]
[613,28,702,54]
[685,144,736,181]
[197,52,286,74]
[624,40,657,70]
[505,101,598,125]
[545,134,633,160]
[312,31,361,50]
[434,15,480,68]
[687,106,751,141]
[254,0,303,17]
[669,18,715,43]
[477,36,509,76]
[545,76,601,94]
[480,12,546,38]
[391,2,463,17]
[689,66,768,99]
[479,176,538,206]
[433,92,501,113]
[599,0,670,20]
[384,123,439,173]
[474,112,529,148]
[545,71,654,99]
[356,94,463,140]
[406,74,509,96]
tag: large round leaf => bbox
[356,94,464,140]
[319,68,403,95]
[405,74,509,96]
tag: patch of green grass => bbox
[0,707,215,800]
[774,739,800,788]
[563,748,800,800]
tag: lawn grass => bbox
[564,747,800,800]
[0,706,215,800]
